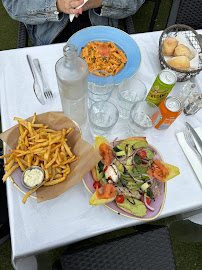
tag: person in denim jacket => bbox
[2,0,145,46]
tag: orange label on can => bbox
[155,99,182,130]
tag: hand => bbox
[82,0,103,12]
[56,0,84,16]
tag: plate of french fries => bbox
[0,112,101,204]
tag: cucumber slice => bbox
[140,182,150,191]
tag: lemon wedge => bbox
[94,136,110,150]
[89,192,116,206]
[162,162,180,181]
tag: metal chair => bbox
[17,22,28,48]
[166,0,202,29]
[145,0,162,32]
[122,16,135,34]
[52,225,176,270]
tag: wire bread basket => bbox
[159,24,202,82]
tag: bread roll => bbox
[167,56,190,70]
[162,38,179,56]
[174,44,194,60]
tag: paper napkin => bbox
[176,127,202,186]
[69,0,88,22]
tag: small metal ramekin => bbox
[22,166,44,190]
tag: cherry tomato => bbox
[138,150,147,159]
[141,194,152,205]
[93,181,101,189]
[116,195,125,203]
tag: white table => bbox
[0,30,202,268]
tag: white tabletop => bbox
[0,30,202,264]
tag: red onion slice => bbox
[143,192,154,212]
[141,159,149,164]
[132,163,150,168]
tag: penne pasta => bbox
[80,41,127,76]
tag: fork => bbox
[33,59,53,99]
[184,129,202,160]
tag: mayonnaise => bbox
[23,168,44,188]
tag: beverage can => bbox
[155,96,183,130]
[145,69,177,106]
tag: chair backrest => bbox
[122,16,135,34]
[145,0,161,32]
[167,0,202,29]
[17,16,135,49]
[52,225,177,270]
[17,22,28,48]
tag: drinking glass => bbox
[88,70,115,108]
[88,101,119,137]
[128,100,161,136]
[117,78,147,119]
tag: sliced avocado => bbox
[117,142,127,151]
[100,177,107,185]
[126,157,133,165]
[116,163,124,173]
[120,173,131,180]
[118,140,148,151]
[133,166,148,176]
[124,165,134,173]
[113,159,120,167]
[115,150,126,157]
[126,145,133,155]
[95,164,104,181]
[117,196,146,217]
[113,146,121,152]
[145,149,154,160]
[97,172,104,181]
[126,181,140,191]
[133,141,148,149]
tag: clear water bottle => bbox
[55,44,88,126]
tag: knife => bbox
[186,122,202,152]
[26,55,45,105]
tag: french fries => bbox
[0,113,79,204]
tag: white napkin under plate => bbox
[69,0,88,22]
[176,127,202,186]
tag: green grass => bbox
[1,0,202,269]
[0,2,18,50]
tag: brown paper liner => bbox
[0,111,101,202]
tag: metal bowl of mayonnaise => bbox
[22,166,44,189]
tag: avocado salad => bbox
[90,138,179,217]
